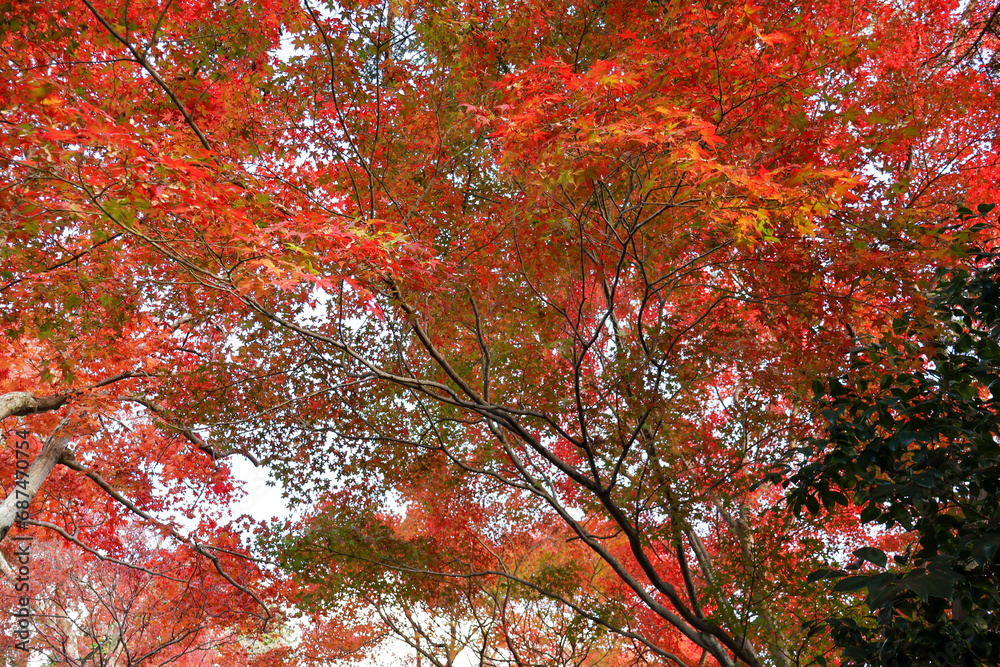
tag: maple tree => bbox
[3,0,1000,665]
[0,531,276,666]
[1,0,287,663]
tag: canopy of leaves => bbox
[3,0,1000,665]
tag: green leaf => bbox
[969,533,1000,567]
[900,569,961,602]
[807,568,847,583]
[812,379,825,397]
[853,547,887,568]
[832,575,874,593]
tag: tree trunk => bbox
[0,428,72,543]
[0,391,67,422]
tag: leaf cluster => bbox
[777,248,1000,666]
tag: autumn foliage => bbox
[2,0,1000,665]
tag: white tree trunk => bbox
[0,429,71,543]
